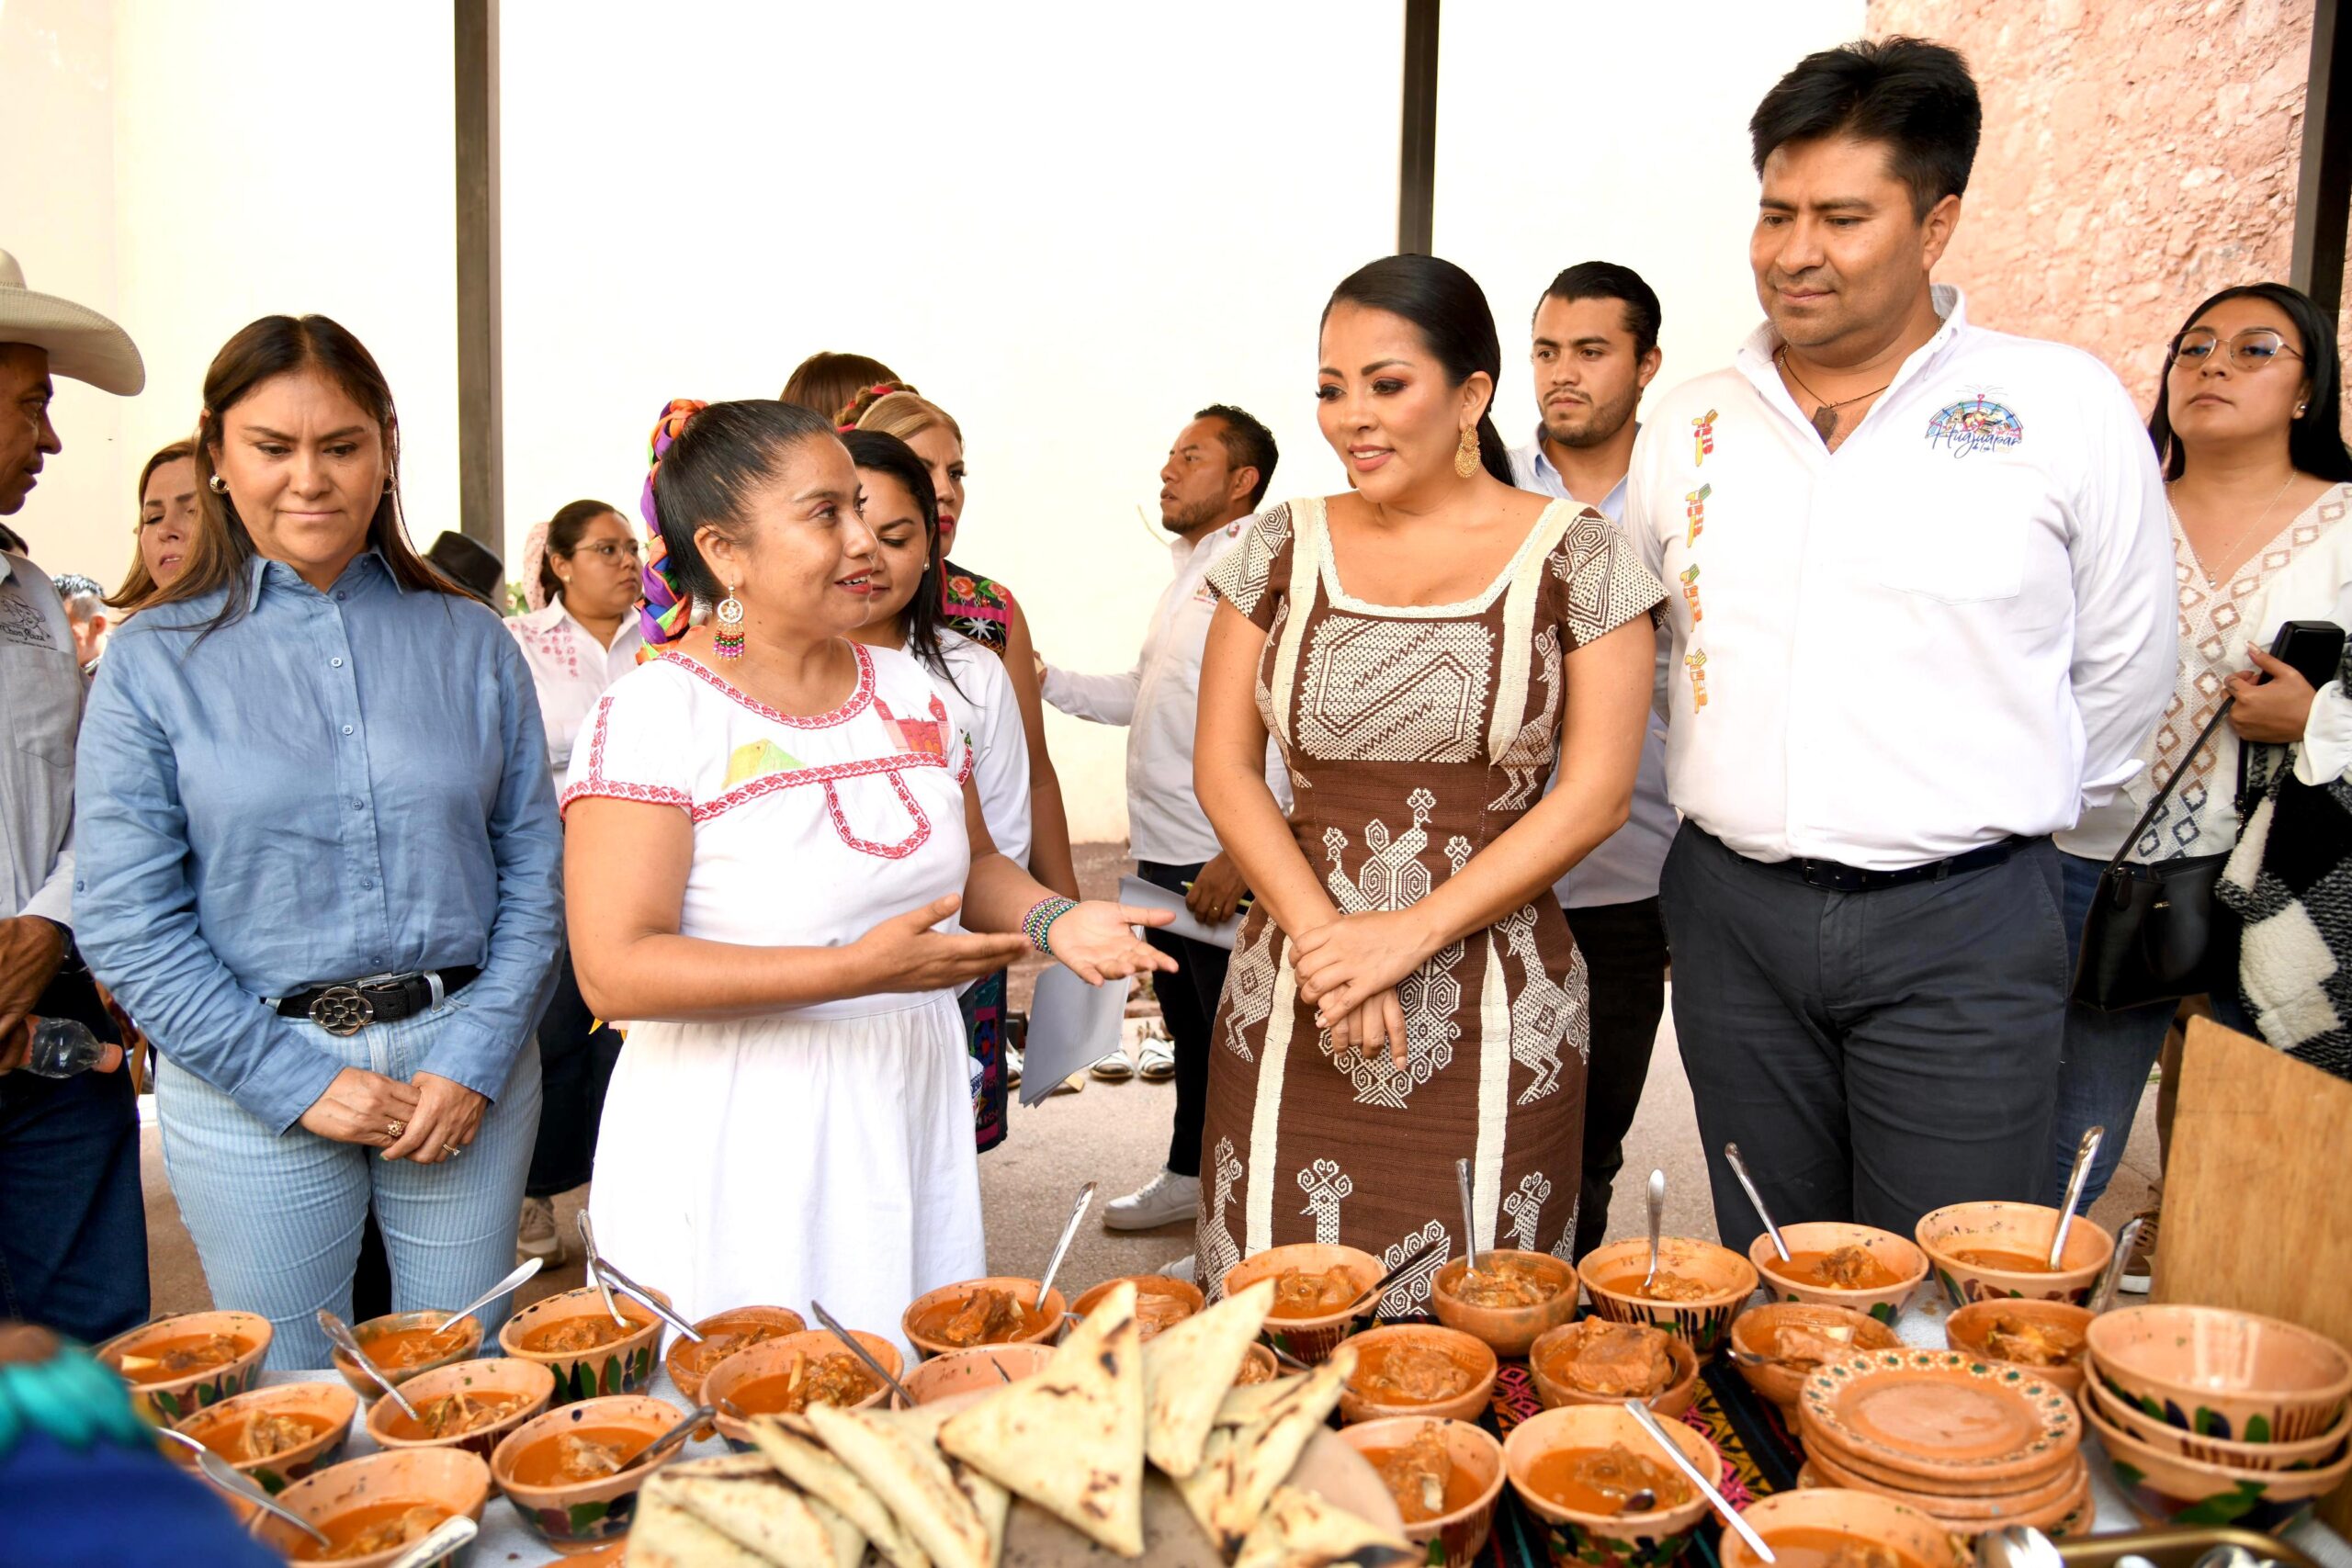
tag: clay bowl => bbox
[1721,1485,1965,1568]
[1796,1459,2094,1543]
[1730,1303,1902,1409]
[901,1343,1057,1405]
[2085,1369,2348,1472]
[96,1309,273,1426]
[1576,1236,1758,1354]
[1222,1243,1385,1366]
[496,1286,666,1405]
[490,1393,682,1555]
[366,1356,556,1461]
[253,1446,492,1567]
[900,1276,1068,1360]
[164,1380,356,1495]
[2085,1303,2352,1444]
[1335,1324,1498,1425]
[703,1330,899,1450]
[1914,1202,2112,1310]
[1797,1348,2082,1491]
[1750,1222,1929,1325]
[1238,1343,1281,1385]
[1946,1300,2093,1400]
[1071,1274,1205,1340]
[1804,1435,2087,1518]
[1527,1318,1702,1418]
[1336,1416,1508,1568]
[1428,1249,1579,1359]
[2080,1387,2352,1532]
[329,1310,483,1401]
[662,1305,807,1412]
[1502,1402,1724,1567]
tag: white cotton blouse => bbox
[560,644,977,1021]
[932,629,1032,870]
[506,598,645,787]
[2060,481,2352,863]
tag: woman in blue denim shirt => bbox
[73,315,561,1369]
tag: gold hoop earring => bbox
[1454,424,1480,479]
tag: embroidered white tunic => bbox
[562,644,985,1349]
[506,598,644,789]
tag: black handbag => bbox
[2071,701,2241,1011]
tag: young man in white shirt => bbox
[1626,39,2175,1252]
[1507,262,1676,1260]
[1043,406,1283,1231]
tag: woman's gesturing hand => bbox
[1046,902,1179,987]
[1322,986,1408,1070]
[298,1066,423,1147]
[384,1073,489,1165]
[854,896,1034,994]
[1293,910,1435,1027]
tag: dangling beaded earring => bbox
[1454,424,1479,479]
[713,585,746,660]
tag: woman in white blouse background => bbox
[2051,281,2352,1276]
[505,500,645,1263]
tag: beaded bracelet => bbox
[1022,896,1079,955]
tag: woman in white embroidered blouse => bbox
[2050,282,2352,1236]
[561,400,1170,1344]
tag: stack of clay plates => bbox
[1794,1347,2091,1540]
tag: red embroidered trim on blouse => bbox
[558,695,693,817]
[659,644,876,728]
[690,750,950,823]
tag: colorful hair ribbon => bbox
[636,398,707,660]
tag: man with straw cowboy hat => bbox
[0,246,152,1344]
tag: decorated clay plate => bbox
[1800,1348,2081,1483]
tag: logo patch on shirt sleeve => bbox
[1690,409,1718,466]
[1926,393,2024,457]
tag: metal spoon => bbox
[385,1515,479,1568]
[319,1308,420,1421]
[157,1426,334,1549]
[588,1252,704,1343]
[1641,1169,1667,1293]
[1623,1400,1774,1562]
[1268,1340,1313,1372]
[1343,1232,1440,1317]
[576,1212,627,1326]
[2047,1124,2103,1270]
[1724,1144,1791,1264]
[1035,1182,1098,1312]
[809,1299,919,1409]
[638,1404,716,1468]
[2090,1215,2146,1314]
[1455,1157,1480,1279]
[432,1257,541,1335]
[1982,1525,2064,1568]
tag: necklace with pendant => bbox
[1776,347,1891,445]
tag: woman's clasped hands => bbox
[1293,908,1439,1071]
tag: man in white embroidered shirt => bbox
[1627,39,2174,1253]
[1043,405,1288,1232]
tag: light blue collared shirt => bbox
[74,551,562,1133]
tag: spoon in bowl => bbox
[575,1212,628,1327]
[1623,1400,1774,1562]
[639,1404,717,1468]
[386,1516,479,1568]
[318,1309,420,1422]
[157,1426,333,1549]
[2089,1215,2145,1314]
[1641,1169,1668,1293]
[1455,1157,1480,1280]
[1035,1182,1098,1313]
[809,1299,919,1409]
[2047,1125,2104,1271]
[432,1258,541,1336]
[1342,1233,1440,1318]
[1724,1144,1792,1264]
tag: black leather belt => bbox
[272,967,481,1036]
[1747,835,2035,893]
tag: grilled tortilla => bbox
[1145,1277,1274,1477]
[746,1414,929,1568]
[1232,1484,1419,1568]
[807,1401,989,1568]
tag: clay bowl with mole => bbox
[329,1310,483,1402]
[496,1285,667,1405]
[1335,1324,1498,1425]
[1750,1222,1929,1325]
[2085,1303,2352,1445]
[164,1380,357,1495]
[1729,1303,1902,1409]
[1913,1201,2112,1310]
[365,1356,556,1461]
[253,1446,492,1567]
[1501,1402,1725,1568]
[1527,1318,1702,1418]
[1071,1273,1205,1339]
[96,1309,273,1426]
[2079,1389,2352,1533]
[1717,1485,1966,1568]
[900,1276,1068,1360]
[489,1393,684,1555]
[702,1329,899,1449]
[1221,1242,1386,1366]
[1946,1299,2094,1401]
[2084,1374,2347,1472]
[1337,1416,1508,1568]
[1428,1248,1578,1359]
[662,1305,807,1412]
[1238,1343,1281,1385]
[1576,1236,1758,1354]
[901,1343,1057,1405]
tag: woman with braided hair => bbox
[563,400,1171,1341]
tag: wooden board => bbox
[2157,1018,2352,1531]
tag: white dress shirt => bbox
[1509,432,1676,908]
[1627,285,2177,870]
[1044,518,1291,866]
[507,598,645,788]
[0,551,80,925]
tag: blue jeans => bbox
[155,996,540,1370]
[0,1066,149,1345]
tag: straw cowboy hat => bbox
[0,248,143,395]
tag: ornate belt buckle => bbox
[309,985,375,1037]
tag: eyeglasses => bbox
[570,540,642,564]
[2173,327,2303,371]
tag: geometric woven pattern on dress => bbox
[1296,1157,1353,1243]
[1496,901,1581,1104]
[1200,1135,1246,1293]
[1322,787,1438,914]
[1320,938,1465,1109]
[1488,623,1563,812]
[1205,502,1294,624]
[1551,513,1665,649]
[1218,916,1279,1062]
[1297,615,1496,763]
[1376,1218,1453,1314]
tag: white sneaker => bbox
[517,1195,567,1266]
[1159,1253,1197,1284]
[1102,1169,1201,1232]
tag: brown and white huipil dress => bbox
[1193,494,1665,1308]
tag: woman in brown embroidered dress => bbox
[1192,256,1665,1307]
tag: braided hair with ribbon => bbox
[636,398,707,658]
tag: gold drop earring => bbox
[714,583,745,660]
[1454,424,1480,479]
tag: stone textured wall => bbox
[1868,0,2348,416]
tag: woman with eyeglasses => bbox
[2050,282,2352,1281]
[503,500,644,1264]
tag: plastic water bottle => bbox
[22,1018,124,1077]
